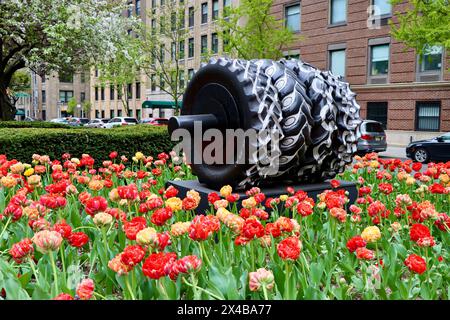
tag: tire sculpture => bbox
[168,57,361,189]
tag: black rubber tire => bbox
[182,57,281,188]
[180,57,361,188]
[279,59,361,182]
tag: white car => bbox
[85,118,108,128]
[102,117,138,129]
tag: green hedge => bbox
[0,125,175,163]
[0,121,74,129]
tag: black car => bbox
[406,132,450,163]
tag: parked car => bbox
[68,117,90,126]
[102,117,138,129]
[139,118,155,124]
[148,118,169,126]
[356,120,387,155]
[406,132,450,163]
[85,118,108,128]
[49,118,70,124]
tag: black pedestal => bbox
[166,179,358,214]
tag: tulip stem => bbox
[48,251,59,297]
[125,274,136,300]
[182,277,223,300]
[190,273,200,300]
[28,257,40,285]
[262,285,269,300]
[284,262,290,300]
[0,216,12,240]
[199,241,212,266]
[59,243,66,286]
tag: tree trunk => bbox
[0,85,15,120]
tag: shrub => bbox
[0,121,72,129]
[0,125,175,163]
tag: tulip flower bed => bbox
[0,151,449,300]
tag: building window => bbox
[100,87,105,100]
[152,0,156,8]
[211,33,219,54]
[367,102,388,129]
[370,44,389,76]
[127,2,132,17]
[179,40,185,59]
[188,68,194,80]
[171,42,176,60]
[42,90,46,104]
[118,109,123,117]
[136,109,141,120]
[136,82,141,99]
[151,19,156,34]
[160,44,165,62]
[128,110,133,117]
[110,85,115,100]
[59,71,73,83]
[329,49,346,77]
[188,38,194,58]
[80,92,86,102]
[285,4,300,32]
[179,71,185,89]
[80,72,85,83]
[189,7,195,27]
[160,74,165,90]
[416,45,443,83]
[127,83,133,99]
[95,69,98,77]
[151,74,156,91]
[201,3,208,24]
[59,90,74,103]
[136,0,141,15]
[110,110,115,119]
[161,0,165,6]
[95,110,100,118]
[212,0,219,20]
[373,0,391,16]
[95,87,99,101]
[171,12,177,31]
[101,110,105,118]
[330,0,346,24]
[416,102,440,132]
[420,46,443,72]
[41,75,46,83]
[201,35,208,55]
[224,0,231,8]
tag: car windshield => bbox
[156,119,168,124]
[364,122,384,132]
[440,132,450,140]
[125,118,138,123]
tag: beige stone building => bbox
[31,70,90,120]
[90,0,234,120]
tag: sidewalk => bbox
[378,146,407,159]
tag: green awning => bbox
[142,100,182,109]
[14,92,30,98]
[15,109,25,116]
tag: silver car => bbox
[356,120,387,155]
[85,118,108,128]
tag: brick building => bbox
[272,0,450,146]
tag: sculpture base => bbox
[166,179,358,214]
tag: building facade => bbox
[31,70,90,120]
[272,0,450,146]
[90,0,234,120]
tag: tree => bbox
[137,1,190,115]
[390,0,450,57]
[0,0,137,120]
[217,0,296,60]
[98,36,141,117]
[67,97,77,116]
[82,101,92,118]
[9,69,31,107]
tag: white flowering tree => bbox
[0,0,138,120]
